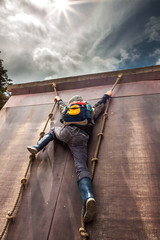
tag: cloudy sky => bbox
[0,0,160,84]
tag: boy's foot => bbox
[84,198,96,223]
[27,146,38,155]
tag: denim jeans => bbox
[49,125,90,181]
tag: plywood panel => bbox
[48,149,82,240]
[86,95,160,239]
[0,104,56,238]
[6,140,68,240]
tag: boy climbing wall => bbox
[27,89,112,223]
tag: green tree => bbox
[0,52,13,109]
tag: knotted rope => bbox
[79,74,123,240]
[0,82,58,240]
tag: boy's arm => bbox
[92,90,112,120]
[54,96,67,114]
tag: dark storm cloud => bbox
[145,16,160,42]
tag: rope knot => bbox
[52,82,56,88]
[40,131,45,138]
[79,227,89,238]
[97,132,103,137]
[6,211,14,220]
[48,113,53,119]
[29,154,35,161]
[103,113,108,117]
[91,157,98,162]
[21,178,27,185]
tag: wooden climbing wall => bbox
[0,67,160,239]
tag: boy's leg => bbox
[49,126,72,143]
[27,133,54,154]
[68,131,96,223]
[27,126,72,154]
[69,143,90,180]
[78,177,96,223]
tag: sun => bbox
[54,0,69,12]
[51,0,85,26]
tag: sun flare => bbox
[54,0,69,12]
[51,0,86,26]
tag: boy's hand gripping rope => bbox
[0,82,58,240]
[79,74,123,240]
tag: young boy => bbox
[27,89,112,223]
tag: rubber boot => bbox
[78,177,96,223]
[27,133,54,154]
